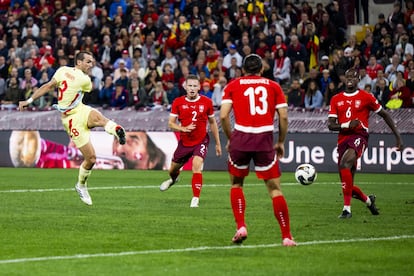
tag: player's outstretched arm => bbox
[377,109,403,151]
[19,78,57,111]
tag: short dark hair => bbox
[75,51,93,64]
[242,54,263,74]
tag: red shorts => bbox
[172,134,210,164]
[228,131,281,180]
[337,134,368,164]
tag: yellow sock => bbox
[104,120,117,136]
[78,166,92,186]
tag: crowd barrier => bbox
[0,108,413,173]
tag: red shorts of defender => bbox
[228,148,281,180]
[172,134,210,164]
[337,134,368,164]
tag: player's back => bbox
[223,76,287,133]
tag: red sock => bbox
[340,168,353,206]
[352,185,368,202]
[192,173,202,197]
[230,187,246,229]
[272,195,292,240]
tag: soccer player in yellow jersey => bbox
[19,51,126,206]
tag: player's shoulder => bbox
[56,65,71,73]
[172,95,186,103]
[199,94,213,103]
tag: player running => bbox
[160,74,221,208]
[328,68,403,218]
[19,51,126,206]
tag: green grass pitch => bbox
[0,168,413,275]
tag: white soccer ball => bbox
[295,163,317,185]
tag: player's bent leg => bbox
[88,109,126,145]
[160,162,182,191]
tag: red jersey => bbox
[365,63,384,80]
[222,76,287,133]
[170,95,215,147]
[328,89,382,142]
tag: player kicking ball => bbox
[19,51,126,205]
[328,69,403,218]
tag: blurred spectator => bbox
[165,79,180,106]
[304,79,323,109]
[318,55,330,73]
[160,48,177,72]
[222,43,243,69]
[327,0,347,47]
[1,77,24,110]
[389,79,412,108]
[324,81,338,107]
[141,34,159,62]
[33,45,55,71]
[149,81,168,108]
[385,54,405,83]
[113,60,130,83]
[90,59,104,93]
[374,78,391,108]
[286,34,307,81]
[20,68,38,90]
[319,69,332,97]
[212,76,226,109]
[110,82,129,109]
[190,57,210,79]
[287,79,304,108]
[35,59,55,81]
[114,68,129,89]
[387,1,404,31]
[372,69,389,91]
[128,76,149,110]
[395,31,413,62]
[200,81,212,99]
[273,47,291,84]
[301,67,320,92]
[302,21,319,71]
[21,17,40,39]
[315,11,336,57]
[99,75,115,107]
[281,2,299,35]
[373,13,392,41]
[366,55,384,80]
[390,70,406,90]
[114,49,132,70]
[0,55,7,79]
[271,34,287,56]
[144,68,161,96]
[358,68,372,90]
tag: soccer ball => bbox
[295,163,317,185]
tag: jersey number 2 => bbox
[244,86,268,115]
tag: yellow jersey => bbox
[52,66,92,113]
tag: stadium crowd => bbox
[0,0,413,111]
